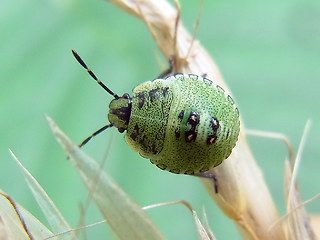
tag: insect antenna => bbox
[71,50,119,99]
[71,50,118,148]
[79,124,114,148]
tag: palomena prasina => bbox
[72,50,240,176]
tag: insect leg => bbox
[156,0,180,79]
[157,0,204,79]
[157,55,175,79]
[201,73,207,78]
[194,172,218,194]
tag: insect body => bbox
[72,50,240,175]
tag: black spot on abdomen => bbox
[206,117,220,145]
[185,111,200,143]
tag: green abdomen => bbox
[125,74,240,174]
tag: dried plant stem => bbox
[107,0,285,239]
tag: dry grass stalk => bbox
[107,0,287,239]
[282,121,317,240]
[310,215,320,239]
[283,160,316,240]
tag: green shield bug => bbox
[71,50,240,191]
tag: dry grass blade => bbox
[9,150,77,240]
[284,161,316,240]
[143,200,215,240]
[0,189,54,240]
[47,116,165,240]
[0,192,33,240]
[287,121,311,205]
[269,193,320,231]
[283,121,316,240]
[107,0,285,239]
[310,215,320,239]
[200,207,215,240]
[245,129,294,162]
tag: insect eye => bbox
[122,93,130,99]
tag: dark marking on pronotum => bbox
[150,142,157,154]
[149,87,170,102]
[132,126,158,154]
[130,124,140,141]
[137,91,145,109]
[207,117,220,145]
[162,87,169,97]
[138,132,148,150]
[185,111,200,143]
[149,88,159,102]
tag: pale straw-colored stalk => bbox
[107,0,282,239]
[105,0,317,239]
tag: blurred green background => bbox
[1,0,319,239]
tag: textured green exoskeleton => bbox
[72,50,240,176]
[109,74,240,174]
